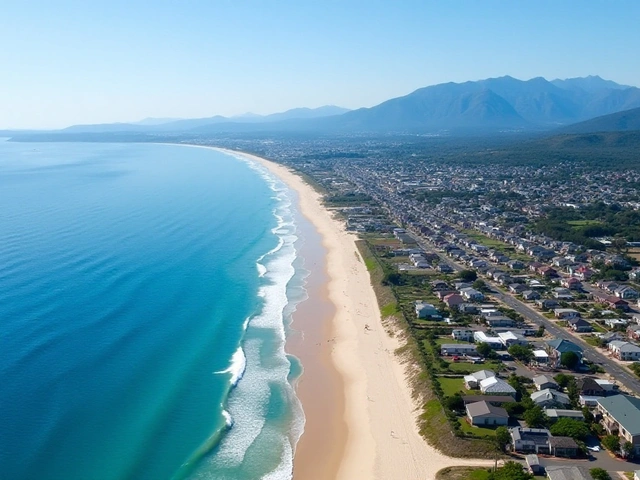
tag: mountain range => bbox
[7,76,640,137]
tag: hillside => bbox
[558,107,640,134]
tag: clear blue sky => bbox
[2,0,639,129]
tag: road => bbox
[407,228,640,396]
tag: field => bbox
[567,219,603,227]
[461,230,531,262]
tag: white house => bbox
[440,343,478,356]
[498,331,528,348]
[608,341,640,361]
[473,331,503,349]
[452,329,474,342]
[464,370,496,389]
[415,301,439,319]
[480,377,517,396]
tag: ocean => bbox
[0,141,307,480]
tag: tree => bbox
[472,279,486,291]
[523,405,547,428]
[554,373,575,390]
[444,393,464,412]
[508,345,533,363]
[476,342,492,357]
[589,468,611,480]
[535,325,545,337]
[601,434,620,454]
[489,461,533,480]
[621,440,634,459]
[549,418,590,441]
[495,426,511,453]
[560,351,580,370]
[459,269,478,282]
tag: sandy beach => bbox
[212,147,492,479]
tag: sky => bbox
[2,1,639,129]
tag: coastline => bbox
[201,146,493,479]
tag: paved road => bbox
[407,228,640,396]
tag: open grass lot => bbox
[447,361,503,373]
[435,338,471,346]
[436,466,491,480]
[458,418,498,438]
[438,377,467,396]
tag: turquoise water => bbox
[0,141,305,480]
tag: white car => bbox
[587,446,600,452]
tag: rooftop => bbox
[597,395,640,436]
[466,400,508,418]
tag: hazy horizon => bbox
[2,1,639,129]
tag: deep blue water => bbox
[0,141,304,480]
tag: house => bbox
[538,266,558,277]
[532,349,549,365]
[546,338,583,367]
[604,318,628,329]
[497,331,528,348]
[561,277,582,290]
[548,436,579,458]
[415,301,439,319]
[597,395,640,455]
[452,329,474,342]
[440,343,478,356]
[437,263,453,273]
[509,283,527,294]
[531,388,571,408]
[464,370,496,389]
[536,299,559,310]
[508,260,525,270]
[576,377,608,397]
[568,318,593,333]
[466,401,509,426]
[574,266,594,281]
[484,317,516,328]
[509,427,552,454]
[592,292,630,311]
[553,287,574,300]
[479,377,516,396]
[430,280,450,292]
[533,374,558,391]
[615,285,639,300]
[443,293,465,308]
[459,287,484,301]
[522,290,541,301]
[458,303,479,314]
[545,409,585,422]
[473,331,503,349]
[554,308,580,320]
[546,466,594,480]
[602,331,626,344]
[608,340,640,361]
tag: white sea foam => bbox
[193,154,306,480]
[222,409,234,428]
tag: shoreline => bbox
[196,145,493,478]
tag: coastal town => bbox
[197,135,640,480]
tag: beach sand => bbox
[211,147,492,479]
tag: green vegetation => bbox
[549,418,590,441]
[590,468,611,480]
[534,203,640,246]
[439,377,466,397]
[560,351,580,370]
[523,405,547,428]
[601,434,620,453]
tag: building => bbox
[530,388,571,408]
[608,341,640,361]
[451,329,474,342]
[479,377,517,396]
[473,331,503,349]
[440,343,478,356]
[484,316,516,328]
[568,317,593,333]
[532,349,549,365]
[545,409,585,422]
[497,331,528,348]
[443,293,464,308]
[415,301,439,319]
[548,436,579,458]
[464,370,496,390]
[554,308,580,319]
[465,401,509,426]
[546,465,594,480]
[525,454,542,475]
[532,374,558,391]
[546,338,583,367]
[459,287,484,301]
[509,427,552,454]
[597,395,640,455]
